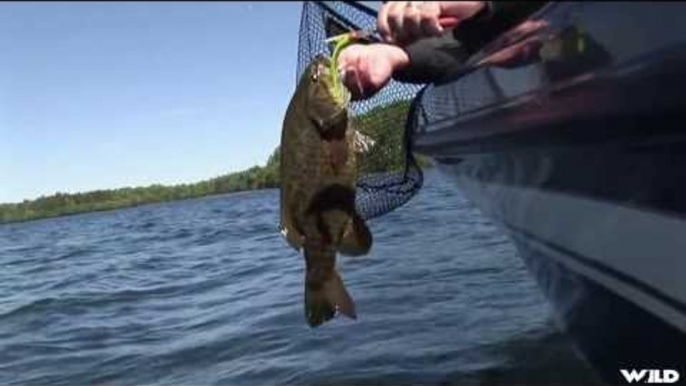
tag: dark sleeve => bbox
[393,1,549,84]
[393,33,471,84]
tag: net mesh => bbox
[296,1,425,220]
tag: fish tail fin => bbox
[304,269,356,327]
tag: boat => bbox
[409,2,686,384]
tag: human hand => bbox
[337,43,410,101]
[377,1,485,45]
[476,20,549,68]
[477,36,544,69]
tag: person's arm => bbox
[392,33,470,84]
[393,1,549,84]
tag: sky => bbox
[0,2,376,204]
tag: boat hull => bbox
[433,150,686,383]
[412,2,686,383]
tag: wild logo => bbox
[620,369,680,384]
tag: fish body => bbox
[280,55,373,328]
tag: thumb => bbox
[342,68,365,101]
[439,1,486,21]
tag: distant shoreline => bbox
[1,102,429,225]
[1,162,432,225]
[0,187,279,226]
[0,149,282,225]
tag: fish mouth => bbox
[327,66,350,106]
[335,83,352,106]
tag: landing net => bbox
[296,1,425,220]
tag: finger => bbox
[503,20,548,46]
[418,2,443,37]
[401,2,423,44]
[439,1,485,20]
[377,2,392,42]
[438,16,459,29]
[336,46,353,69]
[386,1,406,44]
[367,60,393,95]
[343,68,364,100]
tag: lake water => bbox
[0,170,601,385]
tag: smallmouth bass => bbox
[280,54,373,328]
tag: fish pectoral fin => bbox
[353,130,376,154]
[310,105,348,135]
[279,224,305,253]
[338,214,372,257]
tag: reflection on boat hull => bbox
[412,2,686,383]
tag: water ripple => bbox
[0,171,598,385]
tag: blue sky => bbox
[0,2,379,204]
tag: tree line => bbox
[0,149,281,224]
[0,100,430,224]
